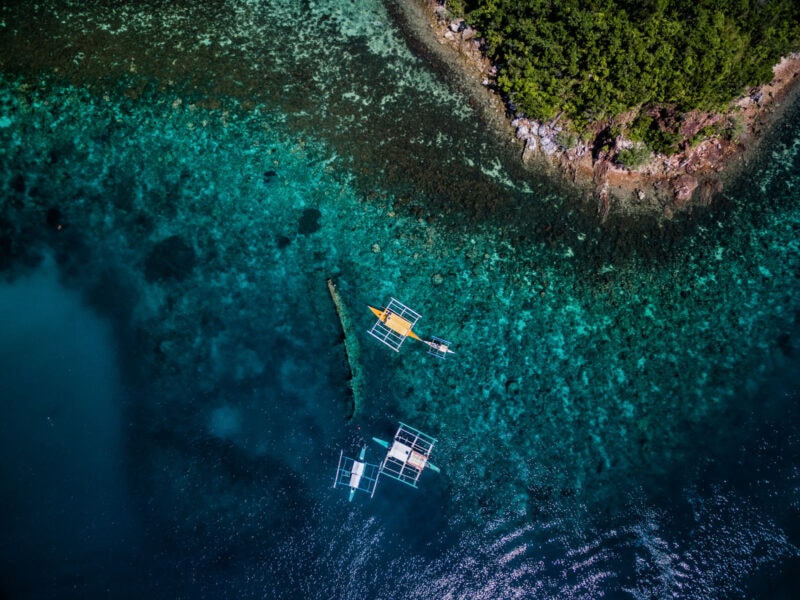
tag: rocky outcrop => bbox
[673,174,699,208]
[513,118,566,157]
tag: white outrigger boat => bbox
[372,422,440,488]
[367,297,455,359]
[334,422,440,500]
[333,445,381,501]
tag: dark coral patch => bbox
[144,235,197,283]
[0,233,11,271]
[298,208,321,235]
[11,174,26,194]
[46,207,63,230]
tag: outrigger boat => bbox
[334,445,381,501]
[334,423,440,500]
[425,335,456,360]
[367,298,455,359]
[372,422,440,489]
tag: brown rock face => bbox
[673,174,699,207]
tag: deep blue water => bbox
[1,1,799,598]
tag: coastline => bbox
[396,0,800,220]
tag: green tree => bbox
[464,0,800,139]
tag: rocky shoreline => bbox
[407,0,800,219]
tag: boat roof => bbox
[334,451,381,498]
[378,422,437,488]
[367,298,422,352]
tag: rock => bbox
[505,379,520,395]
[46,207,63,230]
[522,136,539,160]
[697,179,723,205]
[673,174,698,207]
[540,136,559,156]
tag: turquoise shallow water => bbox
[1,1,800,598]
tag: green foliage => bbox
[722,114,746,141]
[464,0,800,133]
[556,129,580,150]
[444,0,469,18]
[623,109,681,154]
[646,124,682,155]
[616,144,652,169]
[688,124,716,148]
[626,113,653,143]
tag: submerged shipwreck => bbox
[334,422,440,501]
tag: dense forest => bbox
[445,0,800,157]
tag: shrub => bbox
[557,129,580,150]
[723,114,746,141]
[626,113,653,143]
[616,144,652,169]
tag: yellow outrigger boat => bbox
[367,298,454,358]
[368,305,424,342]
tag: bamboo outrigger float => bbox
[367,298,455,359]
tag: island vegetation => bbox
[442,0,800,164]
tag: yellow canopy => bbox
[368,306,423,341]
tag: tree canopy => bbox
[450,0,800,132]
